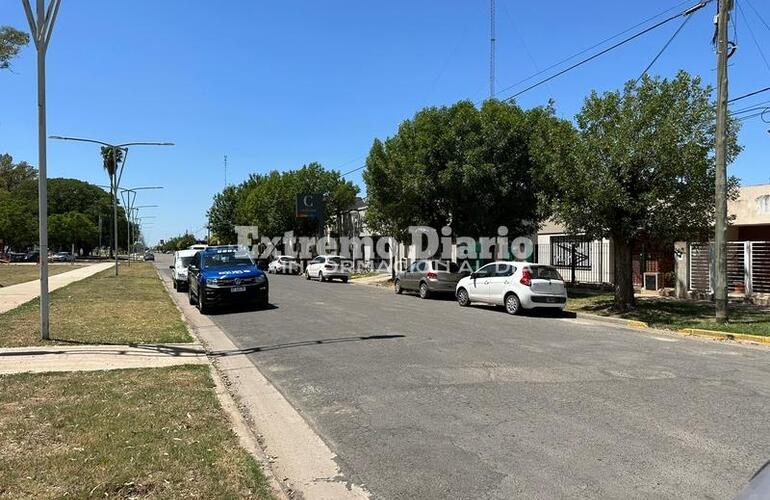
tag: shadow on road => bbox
[208,334,406,357]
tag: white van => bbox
[170,249,200,291]
[188,244,209,251]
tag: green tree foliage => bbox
[207,184,245,244]
[48,212,98,252]
[232,163,359,237]
[0,153,37,190]
[363,100,561,239]
[158,233,198,252]
[537,71,741,311]
[0,26,29,70]
[0,153,133,254]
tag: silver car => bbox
[395,260,468,299]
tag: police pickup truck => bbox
[187,246,269,313]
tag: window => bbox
[531,266,563,281]
[416,261,428,272]
[431,261,461,273]
[756,195,770,214]
[491,263,514,277]
[550,236,592,269]
[202,251,254,268]
[180,256,194,267]
[474,264,495,278]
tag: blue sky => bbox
[1,1,768,244]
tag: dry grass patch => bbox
[0,264,85,288]
[0,365,271,499]
[0,263,191,347]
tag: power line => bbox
[736,0,770,73]
[341,165,365,177]
[636,12,695,83]
[728,86,770,103]
[744,0,770,34]
[502,1,710,102]
[489,0,695,102]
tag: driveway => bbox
[157,257,770,499]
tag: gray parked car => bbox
[394,260,468,299]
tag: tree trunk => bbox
[613,238,635,312]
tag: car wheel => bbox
[305,270,310,280]
[457,288,470,307]
[188,286,196,305]
[505,293,521,315]
[172,279,177,290]
[198,289,209,314]
[419,282,430,299]
[394,279,402,294]
[319,271,325,282]
[342,277,348,283]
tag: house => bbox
[727,183,770,241]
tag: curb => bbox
[575,312,770,346]
[678,328,770,345]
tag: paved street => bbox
[158,257,770,499]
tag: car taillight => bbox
[520,267,532,286]
[426,271,437,280]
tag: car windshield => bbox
[180,256,194,267]
[432,261,460,273]
[531,266,563,281]
[202,251,254,268]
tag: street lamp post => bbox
[131,205,158,260]
[119,188,162,265]
[49,136,173,276]
[22,0,62,341]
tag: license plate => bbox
[231,286,246,293]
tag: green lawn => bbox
[567,291,770,336]
[0,264,85,288]
[0,365,272,499]
[0,263,191,347]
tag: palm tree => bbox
[100,147,124,259]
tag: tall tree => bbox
[0,26,29,70]
[48,211,98,252]
[363,100,561,240]
[234,163,359,238]
[537,71,741,311]
[0,153,37,191]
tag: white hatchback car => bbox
[455,261,567,315]
[304,255,350,283]
[268,255,300,274]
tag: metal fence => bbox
[534,240,613,285]
[689,241,770,295]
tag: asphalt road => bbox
[157,256,770,499]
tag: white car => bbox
[304,255,350,283]
[455,261,567,315]
[268,255,300,274]
[170,249,199,291]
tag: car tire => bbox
[188,286,196,305]
[505,293,521,315]
[457,288,470,307]
[394,279,402,294]
[419,282,430,299]
[198,288,209,314]
[342,277,348,283]
[172,279,177,290]
[305,270,310,280]
[319,271,325,282]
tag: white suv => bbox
[455,262,567,315]
[304,255,350,283]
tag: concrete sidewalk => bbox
[0,343,207,374]
[0,262,114,314]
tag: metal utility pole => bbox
[714,0,732,323]
[49,136,173,275]
[22,0,62,341]
[490,0,496,98]
[119,189,161,266]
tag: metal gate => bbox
[690,241,770,295]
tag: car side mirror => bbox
[470,272,477,279]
